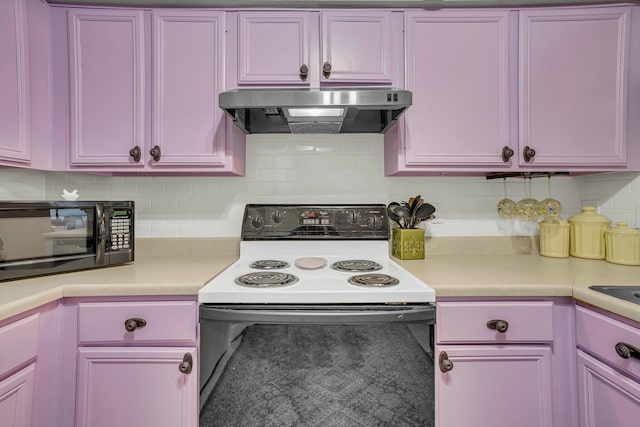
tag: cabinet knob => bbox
[179,353,193,374]
[299,64,309,81]
[486,319,509,333]
[150,145,161,162]
[439,351,454,373]
[129,146,141,163]
[322,62,332,78]
[124,318,147,332]
[501,146,514,162]
[523,146,536,162]
[615,342,640,361]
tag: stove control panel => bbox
[241,204,390,240]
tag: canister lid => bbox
[605,222,640,235]
[568,206,611,225]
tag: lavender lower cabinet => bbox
[0,363,36,427]
[436,300,578,427]
[71,299,199,427]
[75,347,198,427]
[575,305,640,426]
[436,345,553,427]
[577,350,640,426]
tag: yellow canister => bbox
[604,222,640,266]
[539,216,569,258]
[568,206,611,259]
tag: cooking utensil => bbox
[389,204,411,228]
[387,202,402,228]
[410,202,436,228]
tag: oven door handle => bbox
[199,305,435,324]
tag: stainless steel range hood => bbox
[219,88,412,134]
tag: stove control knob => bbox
[347,211,360,224]
[250,215,265,230]
[368,216,383,230]
[271,210,284,224]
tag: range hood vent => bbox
[219,88,412,134]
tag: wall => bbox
[1,135,638,238]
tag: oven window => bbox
[0,208,95,263]
[200,322,434,426]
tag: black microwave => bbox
[0,201,134,282]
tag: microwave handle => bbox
[96,203,106,264]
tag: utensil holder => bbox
[391,228,425,260]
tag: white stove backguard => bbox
[198,240,436,304]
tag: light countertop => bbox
[0,237,638,323]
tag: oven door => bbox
[199,303,435,427]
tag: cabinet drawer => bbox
[78,301,197,344]
[576,306,640,380]
[436,301,554,343]
[0,314,39,376]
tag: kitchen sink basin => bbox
[589,286,640,305]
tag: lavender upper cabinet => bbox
[519,7,631,169]
[0,0,31,165]
[66,8,244,175]
[320,11,394,84]
[575,306,640,425]
[151,10,233,170]
[67,9,145,168]
[234,10,397,87]
[236,12,311,85]
[384,10,513,175]
[436,300,577,427]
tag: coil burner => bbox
[330,260,383,272]
[249,260,290,270]
[348,273,400,288]
[235,272,299,288]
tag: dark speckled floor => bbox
[200,324,434,427]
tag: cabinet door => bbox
[519,7,630,167]
[237,12,311,85]
[321,11,393,84]
[0,364,35,427]
[577,349,640,426]
[76,347,197,427]
[0,0,30,164]
[401,11,512,170]
[68,9,145,167]
[152,11,227,167]
[436,345,552,427]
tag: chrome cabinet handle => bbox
[439,351,454,373]
[322,62,332,78]
[124,318,147,332]
[523,146,536,162]
[299,64,309,81]
[179,353,193,374]
[502,146,514,162]
[615,342,640,361]
[150,145,161,162]
[129,146,141,162]
[487,319,509,333]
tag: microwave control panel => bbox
[108,208,132,251]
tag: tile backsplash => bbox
[1,135,638,237]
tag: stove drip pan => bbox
[331,260,383,272]
[249,260,290,270]
[235,272,299,288]
[348,273,400,288]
